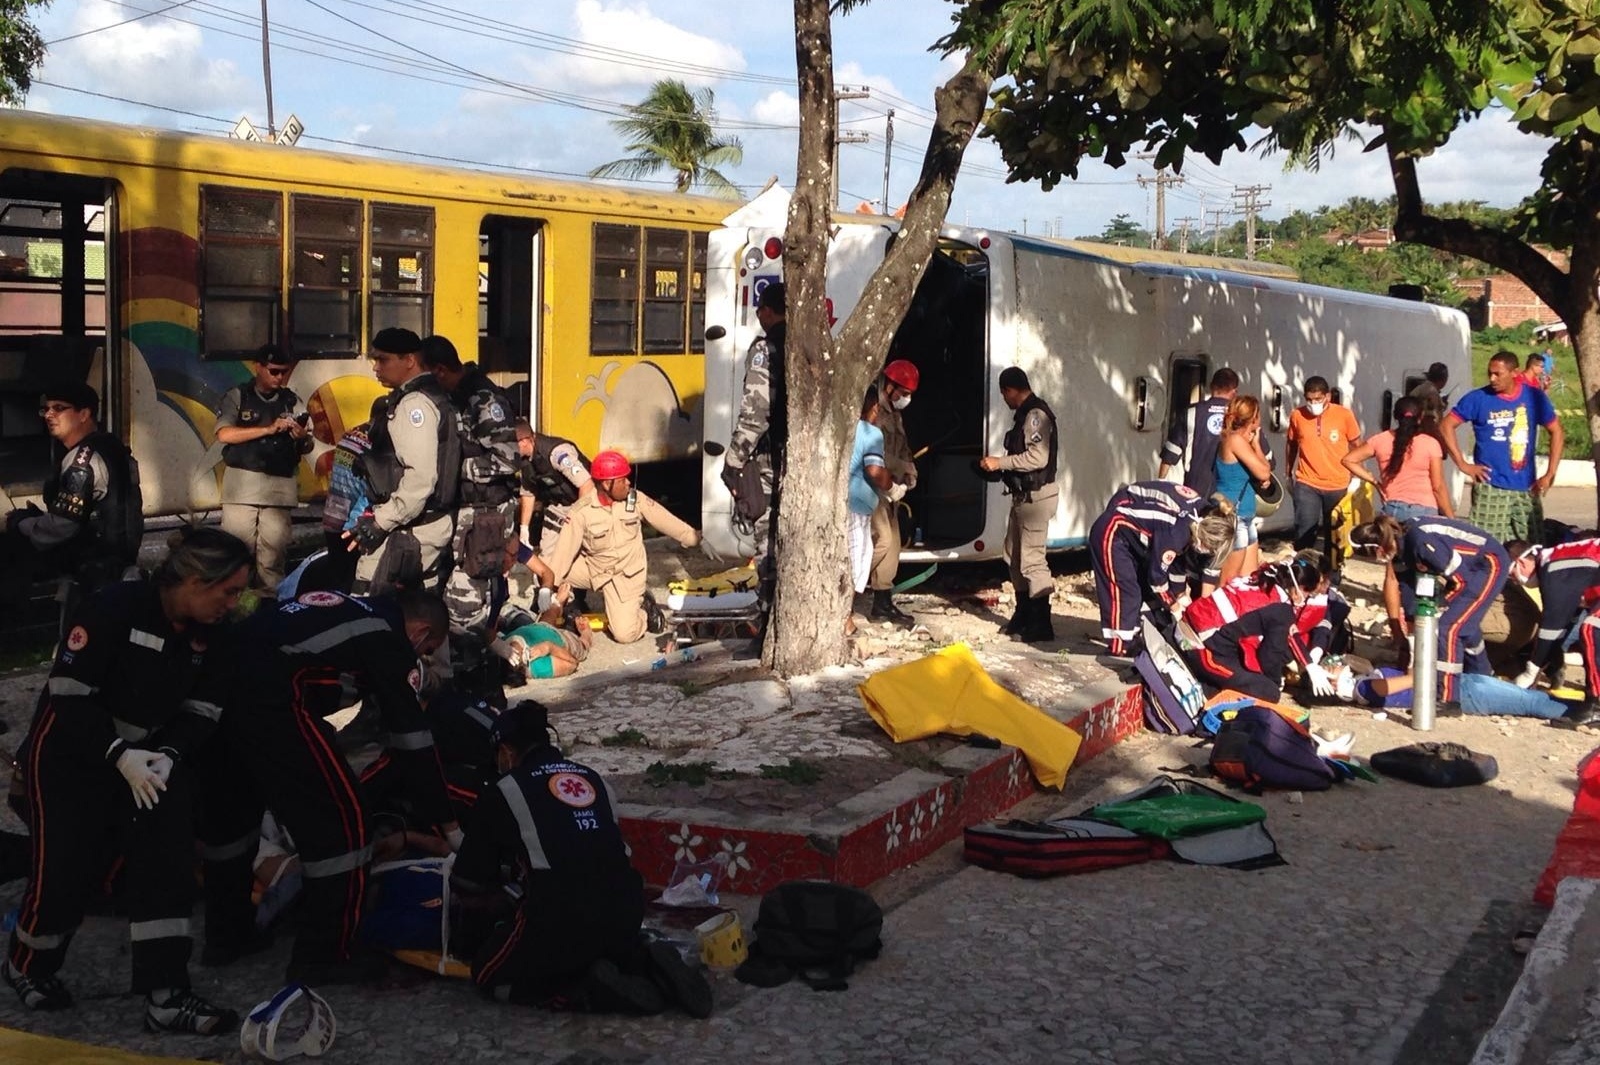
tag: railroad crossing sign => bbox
[229,114,305,146]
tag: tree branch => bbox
[1387,143,1571,319]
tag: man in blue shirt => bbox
[1441,350,1564,544]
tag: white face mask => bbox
[1307,401,1327,416]
[891,393,912,411]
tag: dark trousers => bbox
[7,707,197,993]
[471,874,644,1004]
[1185,603,1294,703]
[1436,554,1508,702]
[201,694,370,969]
[1090,514,1161,655]
[1291,483,1349,567]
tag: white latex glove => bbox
[150,752,175,787]
[1308,646,1324,666]
[884,482,908,503]
[1347,475,1363,497]
[1515,662,1542,690]
[518,524,534,551]
[445,826,465,853]
[699,539,723,563]
[1169,593,1192,618]
[1305,663,1335,698]
[536,586,555,614]
[116,748,168,810]
[488,636,520,664]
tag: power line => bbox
[46,0,199,44]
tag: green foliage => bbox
[643,761,743,787]
[600,727,649,748]
[589,79,744,197]
[758,758,825,785]
[0,0,48,106]
[1094,211,1145,245]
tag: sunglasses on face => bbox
[38,403,77,416]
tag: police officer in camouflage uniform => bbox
[345,328,460,595]
[513,420,593,588]
[1,382,143,629]
[721,282,786,558]
[979,367,1058,643]
[419,336,520,638]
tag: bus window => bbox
[1165,356,1209,440]
[201,187,281,358]
[369,204,433,338]
[290,195,361,357]
[590,223,706,356]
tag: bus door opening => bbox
[479,216,543,419]
[0,170,114,496]
[1164,356,1210,477]
[895,240,989,550]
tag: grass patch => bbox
[674,680,709,698]
[0,634,54,673]
[758,758,825,785]
[600,727,649,748]
[643,760,743,787]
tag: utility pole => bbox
[832,86,870,210]
[879,109,895,214]
[1233,184,1273,260]
[1173,215,1198,254]
[1208,207,1229,255]
[1135,154,1185,249]
[260,0,276,138]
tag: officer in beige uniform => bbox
[544,451,717,644]
[345,328,460,594]
[867,360,919,624]
[979,367,1058,643]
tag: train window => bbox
[590,223,705,356]
[591,223,639,355]
[370,204,433,337]
[290,196,361,356]
[200,187,282,358]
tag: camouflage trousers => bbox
[444,500,515,636]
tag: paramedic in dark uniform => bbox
[1506,536,1600,691]
[1,382,143,624]
[5,528,249,1034]
[198,588,460,984]
[214,344,311,593]
[451,700,657,1011]
[1158,367,1239,498]
[514,420,593,589]
[420,335,520,638]
[1351,514,1509,703]
[1089,481,1239,658]
[979,368,1057,643]
[867,359,919,624]
[346,328,460,595]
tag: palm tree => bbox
[589,80,744,197]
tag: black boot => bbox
[1017,596,1055,644]
[999,596,1024,635]
[870,590,913,625]
[1555,699,1600,729]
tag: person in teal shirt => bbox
[495,612,591,680]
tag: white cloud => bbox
[545,0,746,93]
[41,0,247,113]
[751,90,798,126]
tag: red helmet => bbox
[883,359,920,392]
[590,450,632,479]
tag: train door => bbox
[0,170,116,498]
[478,216,543,419]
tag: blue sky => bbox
[19,0,1550,240]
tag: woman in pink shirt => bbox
[1341,397,1454,522]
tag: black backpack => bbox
[738,881,882,991]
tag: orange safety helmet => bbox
[590,450,632,480]
[883,359,920,392]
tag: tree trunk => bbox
[765,2,999,677]
[1567,227,1600,525]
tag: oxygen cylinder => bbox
[1412,575,1440,731]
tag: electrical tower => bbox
[1232,184,1273,260]
[1135,154,1185,249]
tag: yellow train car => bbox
[0,111,730,515]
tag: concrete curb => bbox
[1471,877,1600,1065]
[1553,459,1597,489]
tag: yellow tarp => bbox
[0,1027,210,1064]
[858,643,1083,789]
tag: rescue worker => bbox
[979,367,1058,642]
[513,419,593,588]
[213,344,311,593]
[419,335,520,639]
[867,359,919,624]
[1351,514,1509,702]
[0,382,143,626]
[722,281,787,559]
[197,588,460,984]
[1158,367,1240,499]
[345,328,461,595]
[1088,481,1239,658]
[544,451,718,644]
[1179,561,1318,703]
[4,528,250,1033]
[1505,536,1600,691]
[451,700,710,1016]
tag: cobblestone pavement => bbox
[1,522,1597,1062]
